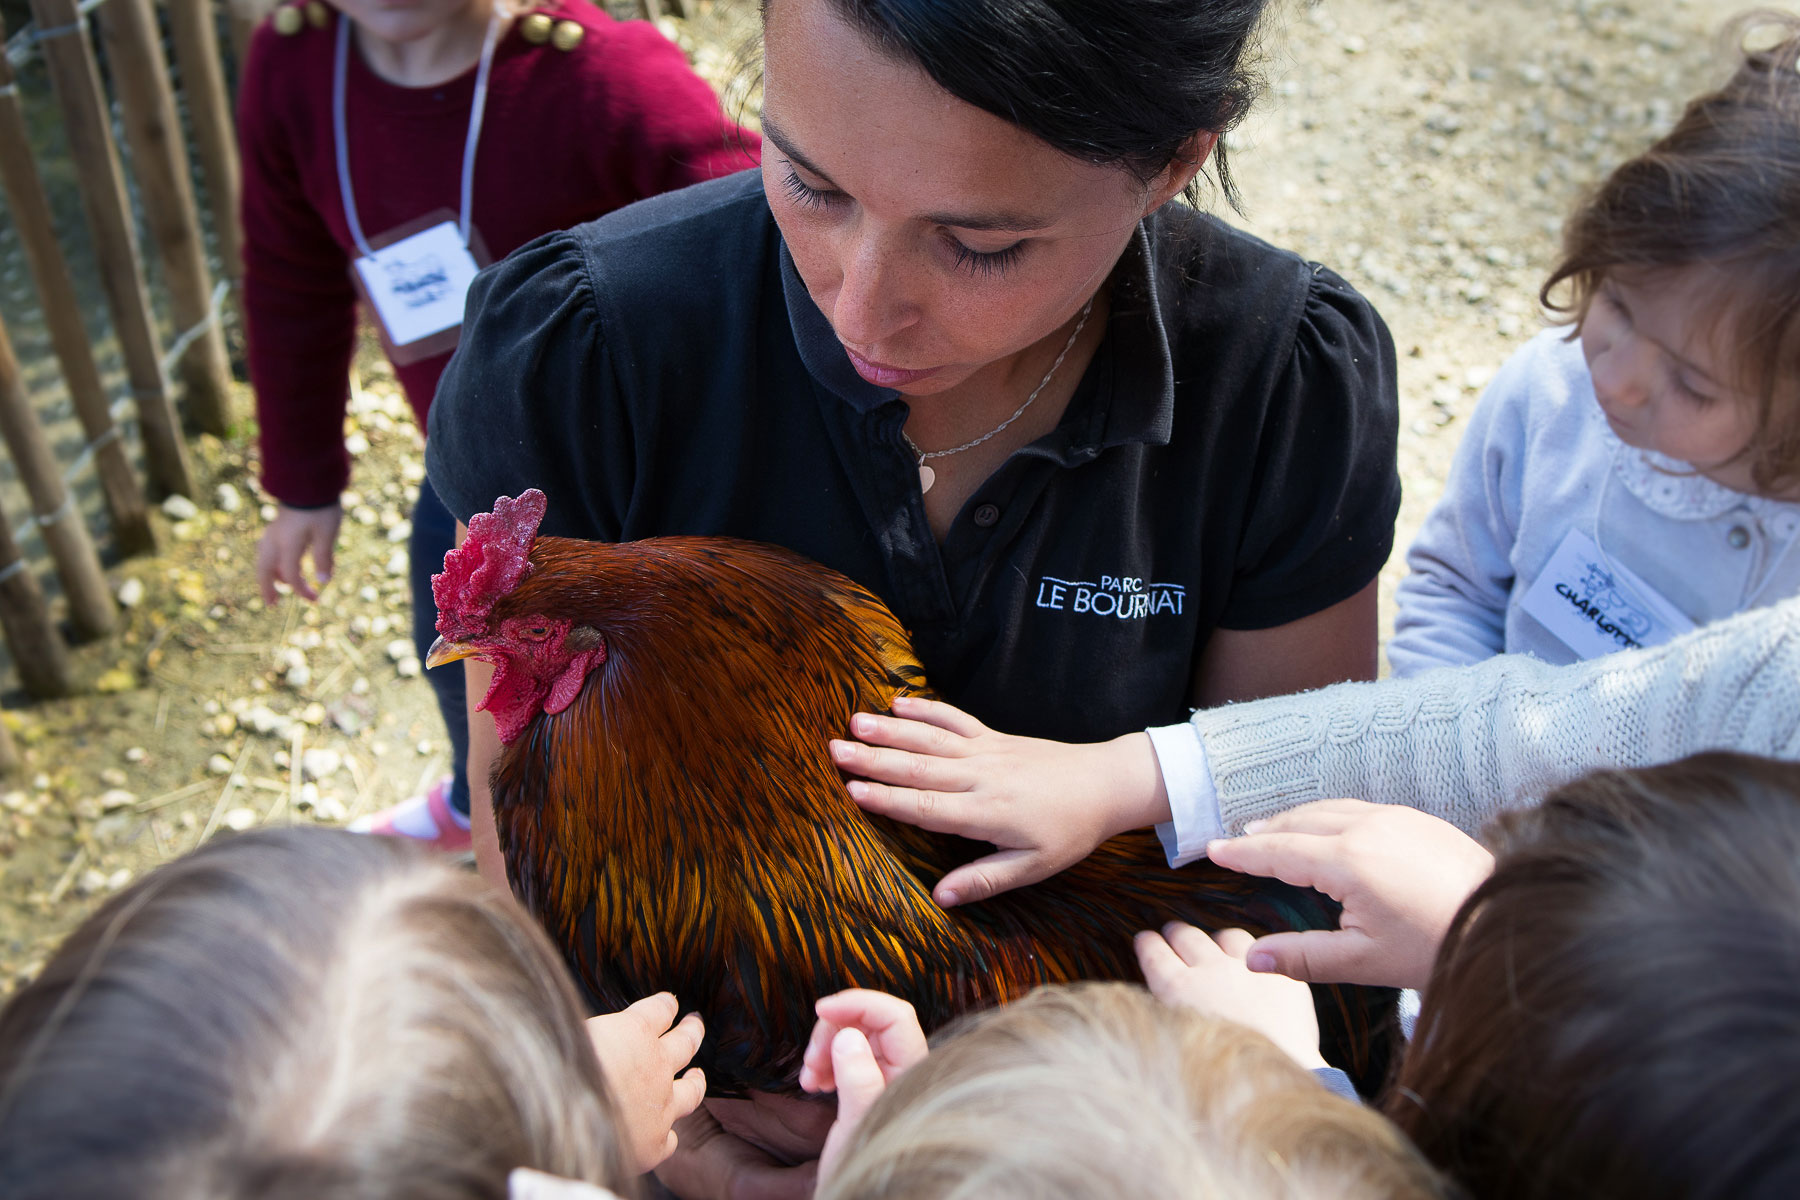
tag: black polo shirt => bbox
[426,170,1399,743]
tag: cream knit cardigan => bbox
[1194,597,1800,836]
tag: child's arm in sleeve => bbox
[1387,350,1538,676]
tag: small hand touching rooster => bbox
[832,695,1175,906]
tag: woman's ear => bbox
[1142,131,1221,216]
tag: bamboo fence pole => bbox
[27,0,196,499]
[0,315,117,641]
[0,503,73,701]
[97,0,236,435]
[0,15,156,558]
[167,0,244,296]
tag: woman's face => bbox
[760,0,1201,395]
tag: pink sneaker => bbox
[348,775,472,853]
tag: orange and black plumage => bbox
[431,491,1395,1097]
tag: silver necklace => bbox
[903,297,1094,494]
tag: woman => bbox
[427,0,1398,1192]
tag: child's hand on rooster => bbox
[584,993,707,1172]
[799,990,930,1185]
[1206,799,1495,990]
[1134,922,1327,1071]
[831,696,1170,906]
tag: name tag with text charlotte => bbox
[1519,527,1695,660]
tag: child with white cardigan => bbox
[1388,16,1800,676]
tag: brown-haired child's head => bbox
[817,981,1445,1200]
[0,827,636,1200]
[1387,752,1800,1200]
[1543,11,1800,495]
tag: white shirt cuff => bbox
[1146,722,1223,867]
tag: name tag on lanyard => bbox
[1518,527,1696,660]
[347,209,490,365]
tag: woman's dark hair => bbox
[1385,752,1800,1200]
[0,828,636,1200]
[771,0,1270,209]
[1542,11,1800,495]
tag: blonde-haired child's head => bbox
[1544,11,1800,498]
[816,982,1445,1200]
[0,828,635,1200]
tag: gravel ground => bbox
[0,0,1759,990]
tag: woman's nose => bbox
[830,226,915,349]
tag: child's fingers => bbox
[669,1067,707,1120]
[847,711,972,757]
[842,776,987,840]
[814,989,916,1032]
[832,739,971,793]
[308,529,335,589]
[660,1011,705,1070]
[828,1028,889,1130]
[933,847,1049,907]
[1244,928,1371,985]
[1238,799,1373,837]
[1207,831,1353,899]
[799,1016,844,1093]
[1161,920,1229,967]
[887,695,989,738]
[1209,927,1258,959]
[1132,928,1185,992]
[628,991,681,1032]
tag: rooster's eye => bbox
[524,626,550,640]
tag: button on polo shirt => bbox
[429,171,1399,744]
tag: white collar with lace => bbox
[1603,424,1800,538]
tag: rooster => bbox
[428,490,1395,1096]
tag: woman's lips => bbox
[842,345,939,388]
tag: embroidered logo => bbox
[1034,575,1185,620]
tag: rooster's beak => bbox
[425,636,478,669]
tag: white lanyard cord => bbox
[332,8,503,257]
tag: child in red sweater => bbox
[240,0,758,848]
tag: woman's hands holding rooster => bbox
[584,993,707,1172]
[831,697,1170,906]
[799,990,930,1184]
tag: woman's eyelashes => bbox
[780,165,837,211]
[778,164,1027,277]
[949,239,1025,277]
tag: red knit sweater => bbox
[239,1,759,506]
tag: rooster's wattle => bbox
[429,490,1394,1096]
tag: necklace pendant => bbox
[918,463,937,494]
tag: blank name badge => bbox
[351,218,483,364]
[1518,527,1696,660]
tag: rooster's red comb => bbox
[432,489,547,640]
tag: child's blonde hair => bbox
[817,982,1445,1200]
[0,828,635,1200]
[1543,10,1800,494]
